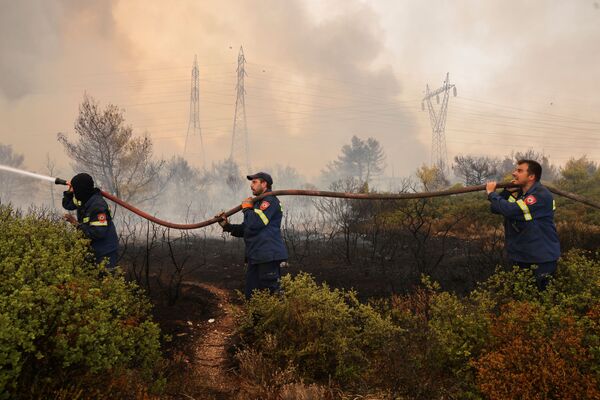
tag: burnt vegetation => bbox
[1,96,599,399]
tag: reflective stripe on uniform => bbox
[254,209,269,225]
[90,220,108,227]
[516,199,533,221]
[553,200,556,211]
[508,196,517,203]
[83,217,90,223]
[73,197,82,207]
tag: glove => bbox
[215,212,228,228]
[241,197,254,210]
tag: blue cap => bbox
[246,172,273,186]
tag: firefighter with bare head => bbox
[486,159,560,289]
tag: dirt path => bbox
[181,281,239,399]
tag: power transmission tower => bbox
[229,46,250,173]
[184,55,205,168]
[421,72,457,173]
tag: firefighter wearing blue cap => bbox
[486,159,560,289]
[62,173,119,271]
[217,172,288,298]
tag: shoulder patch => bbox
[259,201,270,211]
[524,195,537,205]
[97,213,107,222]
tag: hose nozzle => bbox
[54,177,68,185]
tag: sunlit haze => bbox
[2,0,599,181]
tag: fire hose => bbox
[54,178,600,230]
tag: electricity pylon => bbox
[229,46,250,173]
[184,55,205,168]
[421,72,457,173]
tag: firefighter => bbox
[217,172,288,298]
[486,159,560,289]
[62,173,119,271]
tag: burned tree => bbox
[58,95,163,203]
[453,155,500,185]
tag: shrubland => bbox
[234,251,600,399]
[0,205,163,399]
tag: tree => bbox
[158,156,205,219]
[453,155,500,186]
[0,144,35,203]
[204,158,244,195]
[416,164,449,191]
[57,95,163,203]
[269,164,304,189]
[324,136,386,185]
[498,150,558,183]
[514,150,558,182]
[558,156,599,195]
[44,153,59,210]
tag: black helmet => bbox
[71,173,95,204]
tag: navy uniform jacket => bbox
[488,181,560,263]
[224,194,288,264]
[62,189,119,258]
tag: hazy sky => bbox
[1,0,599,182]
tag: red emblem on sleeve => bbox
[525,195,537,205]
[259,201,270,210]
[97,213,107,221]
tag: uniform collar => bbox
[522,181,540,197]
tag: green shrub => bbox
[471,265,541,308]
[374,278,491,399]
[236,272,398,386]
[370,285,461,399]
[542,250,600,314]
[426,291,490,396]
[0,205,162,398]
[379,256,600,399]
[235,252,600,398]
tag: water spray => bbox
[0,165,58,183]
[2,164,600,230]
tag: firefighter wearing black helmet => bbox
[62,173,119,270]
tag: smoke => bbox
[1,0,424,184]
[228,0,423,176]
[2,0,599,211]
[0,0,133,100]
[0,1,61,99]
[0,0,139,181]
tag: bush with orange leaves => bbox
[374,251,600,399]
[235,250,600,399]
[472,301,600,400]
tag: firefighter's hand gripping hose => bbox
[52,178,600,230]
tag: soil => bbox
[130,234,499,398]
[149,262,245,399]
